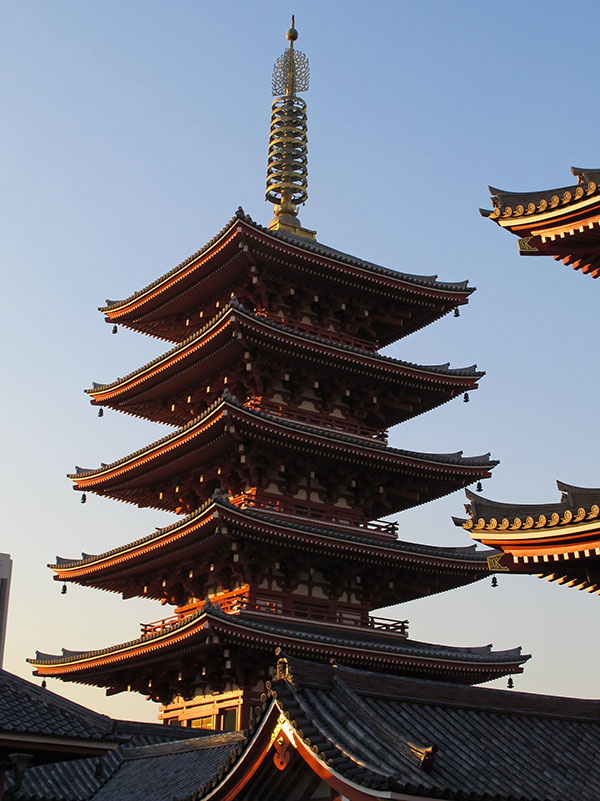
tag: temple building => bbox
[29,22,527,731]
[454,482,600,594]
[481,166,600,278]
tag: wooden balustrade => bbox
[140,598,408,638]
[229,491,398,537]
[244,397,387,443]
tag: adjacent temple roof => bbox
[454,481,600,593]
[0,670,192,764]
[481,166,600,278]
[13,656,600,801]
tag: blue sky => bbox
[1,0,599,720]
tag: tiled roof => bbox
[267,656,600,800]
[52,489,492,573]
[88,299,483,396]
[0,668,112,742]
[12,724,198,801]
[454,481,600,533]
[30,599,527,676]
[90,734,243,801]
[70,391,497,481]
[481,166,600,220]
[102,209,472,314]
[223,606,526,667]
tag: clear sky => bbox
[1,0,599,721]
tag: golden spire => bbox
[265,17,316,239]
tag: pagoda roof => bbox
[87,299,483,425]
[50,491,493,600]
[100,210,474,342]
[453,482,600,592]
[481,166,600,278]
[29,600,527,687]
[69,392,497,512]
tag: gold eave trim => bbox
[497,193,600,228]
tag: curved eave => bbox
[50,497,491,593]
[87,302,483,418]
[29,610,210,676]
[69,396,497,499]
[100,212,474,334]
[29,606,527,686]
[482,168,600,228]
[100,212,245,321]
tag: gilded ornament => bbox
[474,517,486,530]
[526,202,536,214]
[488,517,498,530]
[538,198,548,211]
[548,512,560,526]
[574,507,586,522]
[502,206,513,217]
[575,186,584,200]
[562,191,572,204]
[535,514,547,528]
[266,16,310,229]
[588,504,599,520]
[550,195,560,208]
[562,509,572,524]
[588,181,597,194]
[510,517,522,530]
[498,518,509,530]
[515,204,524,216]
[487,553,510,572]
[523,516,534,529]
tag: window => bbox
[190,717,213,729]
[219,707,237,732]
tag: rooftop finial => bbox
[265,18,315,239]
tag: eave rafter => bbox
[482,166,600,278]
[68,394,496,515]
[455,482,600,593]
[101,211,474,342]
[50,492,491,602]
[87,300,483,428]
[29,602,527,692]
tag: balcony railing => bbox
[140,595,408,638]
[244,398,387,443]
[254,309,376,352]
[229,491,398,538]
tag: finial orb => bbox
[286,27,298,41]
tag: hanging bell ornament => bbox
[491,576,498,588]
[476,481,483,493]
[463,393,469,403]
[507,677,514,689]
[98,408,104,418]
[80,493,87,504]
[61,583,67,595]
[454,307,460,318]
[112,325,118,334]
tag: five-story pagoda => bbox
[30,22,527,730]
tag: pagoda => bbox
[481,166,600,278]
[30,22,527,730]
